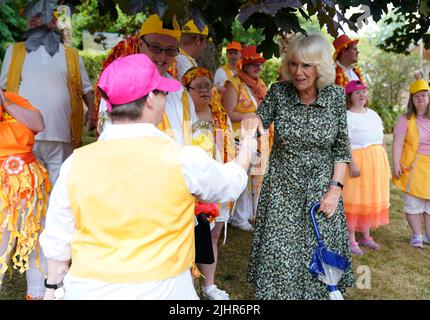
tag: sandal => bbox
[349,241,364,256]
[359,237,380,250]
[410,234,423,248]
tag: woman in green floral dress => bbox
[244,33,355,299]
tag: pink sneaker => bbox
[349,242,364,256]
[359,237,380,250]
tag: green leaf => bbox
[163,0,185,22]
[258,35,279,59]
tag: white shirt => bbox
[175,52,197,81]
[39,123,247,299]
[347,108,384,149]
[214,66,236,91]
[336,61,360,82]
[0,44,93,143]
[98,79,198,146]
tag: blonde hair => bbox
[283,32,335,89]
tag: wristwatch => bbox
[329,180,344,190]
[44,278,63,290]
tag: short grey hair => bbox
[283,32,335,89]
[98,88,147,121]
[109,96,147,121]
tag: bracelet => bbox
[329,180,344,190]
[44,278,63,290]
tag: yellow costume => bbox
[227,75,259,132]
[393,115,430,199]
[67,138,195,282]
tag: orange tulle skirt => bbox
[342,145,390,232]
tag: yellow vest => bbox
[228,76,257,132]
[157,90,192,145]
[222,64,235,79]
[67,137,195,283]
[399,115,419,171]
[393,115,430,199]
[7,42,84,148]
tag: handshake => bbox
[240,113,263,140]
[233,113,265,172]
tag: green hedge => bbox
[79,49,107,84]
[260,58,281,88]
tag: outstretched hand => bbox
[240,113,263,139]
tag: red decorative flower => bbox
[4,156,24,175]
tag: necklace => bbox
[192,119,214,132]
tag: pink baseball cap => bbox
[97,54,181,112]
[345,80,367,95]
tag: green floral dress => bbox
[248,81,355,300]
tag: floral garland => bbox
[335,65,364,87]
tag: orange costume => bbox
[332,34,364,87]
[335,65,363,87]
[0,92,50,279]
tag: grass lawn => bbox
[1,134,429,300]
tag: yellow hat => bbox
[409,79,430,94]
[181,19,209,36]
[139,14,181,41]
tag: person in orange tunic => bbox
[332,34,364,87]
[0,90,51,299]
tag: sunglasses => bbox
[141,37,179,57]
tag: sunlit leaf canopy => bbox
[3,0,430,58]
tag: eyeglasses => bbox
[189,84,212,92]
[141,37,179,57]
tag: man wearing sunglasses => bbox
[97,14,198,146]
[176,20,210,81]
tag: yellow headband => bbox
[182,67,213,88]
[139,14,181,41]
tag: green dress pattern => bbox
[248,81,355,300]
